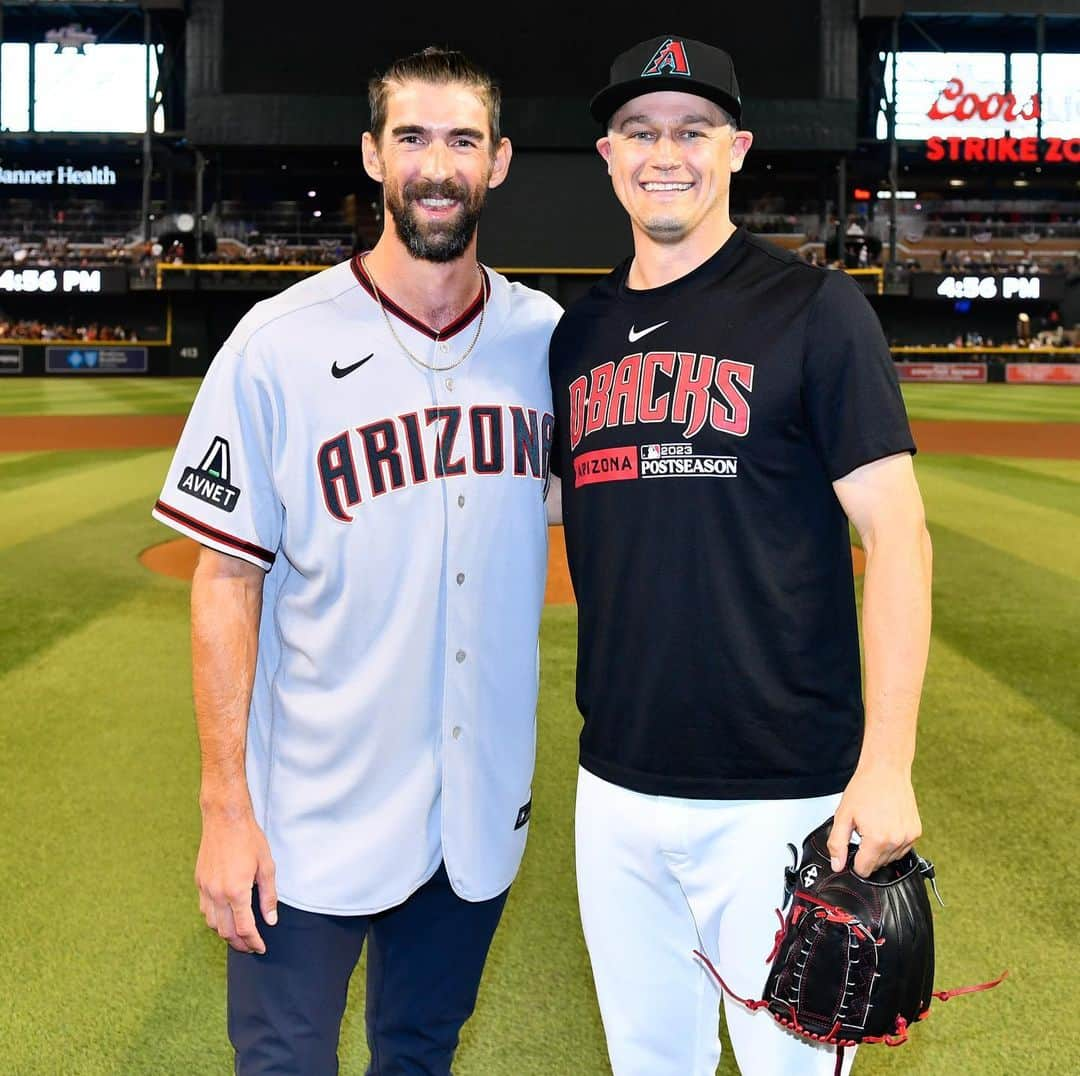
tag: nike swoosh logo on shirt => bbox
[627,321,669,343]
[331,353,374,378]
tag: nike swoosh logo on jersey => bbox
[627,321,669,343]
[331,353,374,378]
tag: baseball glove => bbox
[695,817,1005,1062]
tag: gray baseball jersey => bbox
[153,257,560,914]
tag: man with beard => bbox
[152,47,561,1074]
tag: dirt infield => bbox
[0,415,186,451]
[911,420,1079,458]
[1,414,1076,457]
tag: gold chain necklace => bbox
[361,253,486,373]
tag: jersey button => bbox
[451,726,462,740]
[439,342,449,353]
[456,572,465,585]
[455,649,466,663]
[445,377,454,391]
[457,494,465,508]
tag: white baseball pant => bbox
[575,767,857,1076]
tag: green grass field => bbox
[0,380,1076,1073]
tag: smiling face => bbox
[362,78,511,263]
[597,91,752,246]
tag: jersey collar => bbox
[350,253,491,341]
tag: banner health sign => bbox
[45,347,148,374]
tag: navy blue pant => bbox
[227,863,509,1075]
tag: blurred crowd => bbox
[0,318,139,341]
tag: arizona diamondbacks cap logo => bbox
[178,436,241,512]
[641,38,691,78]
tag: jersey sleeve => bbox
[802,270,916,482]
[151,343,282,571]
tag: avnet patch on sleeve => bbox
[177,436,241,512]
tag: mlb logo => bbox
[642,444,661,460]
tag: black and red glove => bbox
[696,817,1005,1062]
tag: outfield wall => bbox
[896,360,1080,384]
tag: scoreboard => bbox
[0,267,128,295]
[910,273,1066,302]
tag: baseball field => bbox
[0,378,1076,1074]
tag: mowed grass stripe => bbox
[925,521,1079,734]
[0,450,169,550]
[993,456,1080,481]
[0,589,215,1073]
[917,457,1080,579]
[0,378,201,416]
[904,635,1077,1076]
[916,453,1080,519]
[84,375,187,414]
[0,448,160,495]
[0,495,179,679]
[902,383,1080,424]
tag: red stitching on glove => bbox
[764,908,786,964]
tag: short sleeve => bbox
[152,344,282,570]
[802,270,916,481]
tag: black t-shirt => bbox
[548,227,915,799]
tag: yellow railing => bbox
[892,345,1080,355]
[844,267,885,295]
[157,261,886,293]
[155,262,326,289]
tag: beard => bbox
[384,176,487,263]
[641,215,690,243]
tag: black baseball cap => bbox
[590,34,742,129]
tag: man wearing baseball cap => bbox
[547,34,932,1074]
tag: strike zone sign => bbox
[922,77,1079,163]
[926,135,1080,163]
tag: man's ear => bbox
[729,130,753,174]
[487,137,513,190]
[597,136,613,175]
[362,132,384,183]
